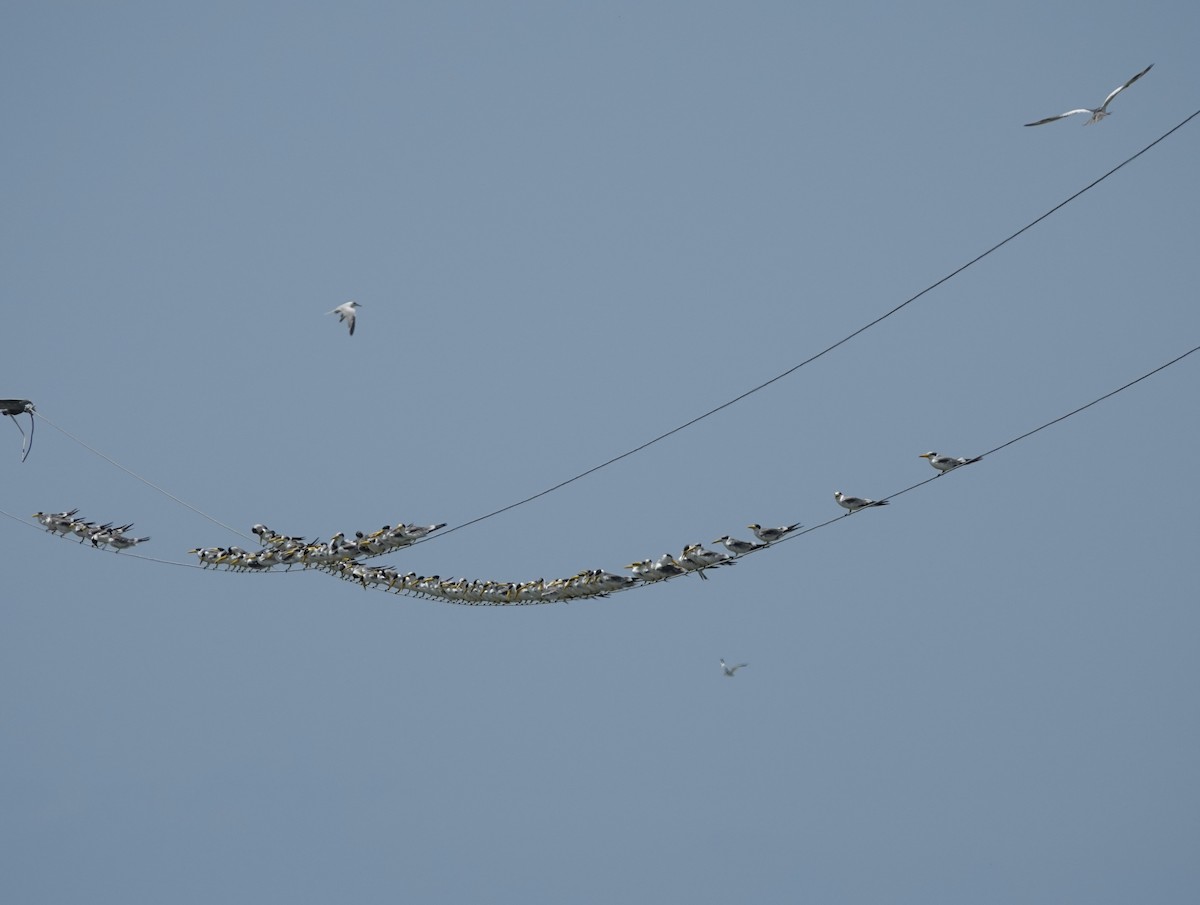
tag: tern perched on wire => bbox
[1024,63,1153,126]
[834,491,889,513]
[328,301,361,336]
[748,523,803,544]
[919,451,982,474]
[713,535,766,556]
[720,659,748,677]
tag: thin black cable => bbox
[31,410,255,542]
[433,108,1200,542]
[319,342,1199,603]
[767,343,1200,553]
[10,344,1193,599]
[976,345,1200,459]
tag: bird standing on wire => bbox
[834,491,889,513]
[748,523,803,543]
[919,451,982,474]
[713,535,766,556]
[328,301,361,336]
[1024,63,1154,126]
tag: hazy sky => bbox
[3,2,1198,903]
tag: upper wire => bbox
[430,108,1200,544]
[31,410,256,543]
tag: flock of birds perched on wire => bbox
[30,451,980,608]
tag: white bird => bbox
[919,451,982,474]
[680,544,734,577]
[328,301,362,336]
[652,553,686,578]
[1024,63,1153,126]
[748,522,802,543]
[720,659,748,677]
[401,523,446,540]
[834,491,889,513]
[106,533,151,550]
[713,535,766,556]
[33,509,79,534]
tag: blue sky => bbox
[3,2,1198,903]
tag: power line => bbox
[431,107,1200,543]
[313,343,1199,603]
[10,343,1195,599]
[31,410,256,543]
[767,343,1200,552]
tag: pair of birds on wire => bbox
[834,451,981,513]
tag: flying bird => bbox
[834,491,889,513]
[720,659,748,677]
[748,522,803,544]
[919,451,982,474]
[1024,63,1153,126]
[328,301,362,336]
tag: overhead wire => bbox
[313,342,1200,602]
[430,107,1200,544]
[31,409,256,543]
[766,343,1200,553]
[8,343,1196,597]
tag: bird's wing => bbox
[1102,63,1153,109]
[347,312,356,336]
[1024,109,1091,127]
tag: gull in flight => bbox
[834,491,889,513]
[328,301,362,336]
[1024,63,1153,126]
[720,659,748,677]
[748,522,803,544]
[919,451,982,474]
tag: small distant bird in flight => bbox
[834,491,889,513]
[1024,63,1154,126]
[720,659,748,677]
[748,523,803,544]
[919,451,982,474]
[328,301,361,336]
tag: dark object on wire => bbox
[0,399,35,462]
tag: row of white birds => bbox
[209,451,983,604]
[31,451,980,604]
[32,509,152,551]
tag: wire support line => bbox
[31,409,256,543]
[428,107,1200,545]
